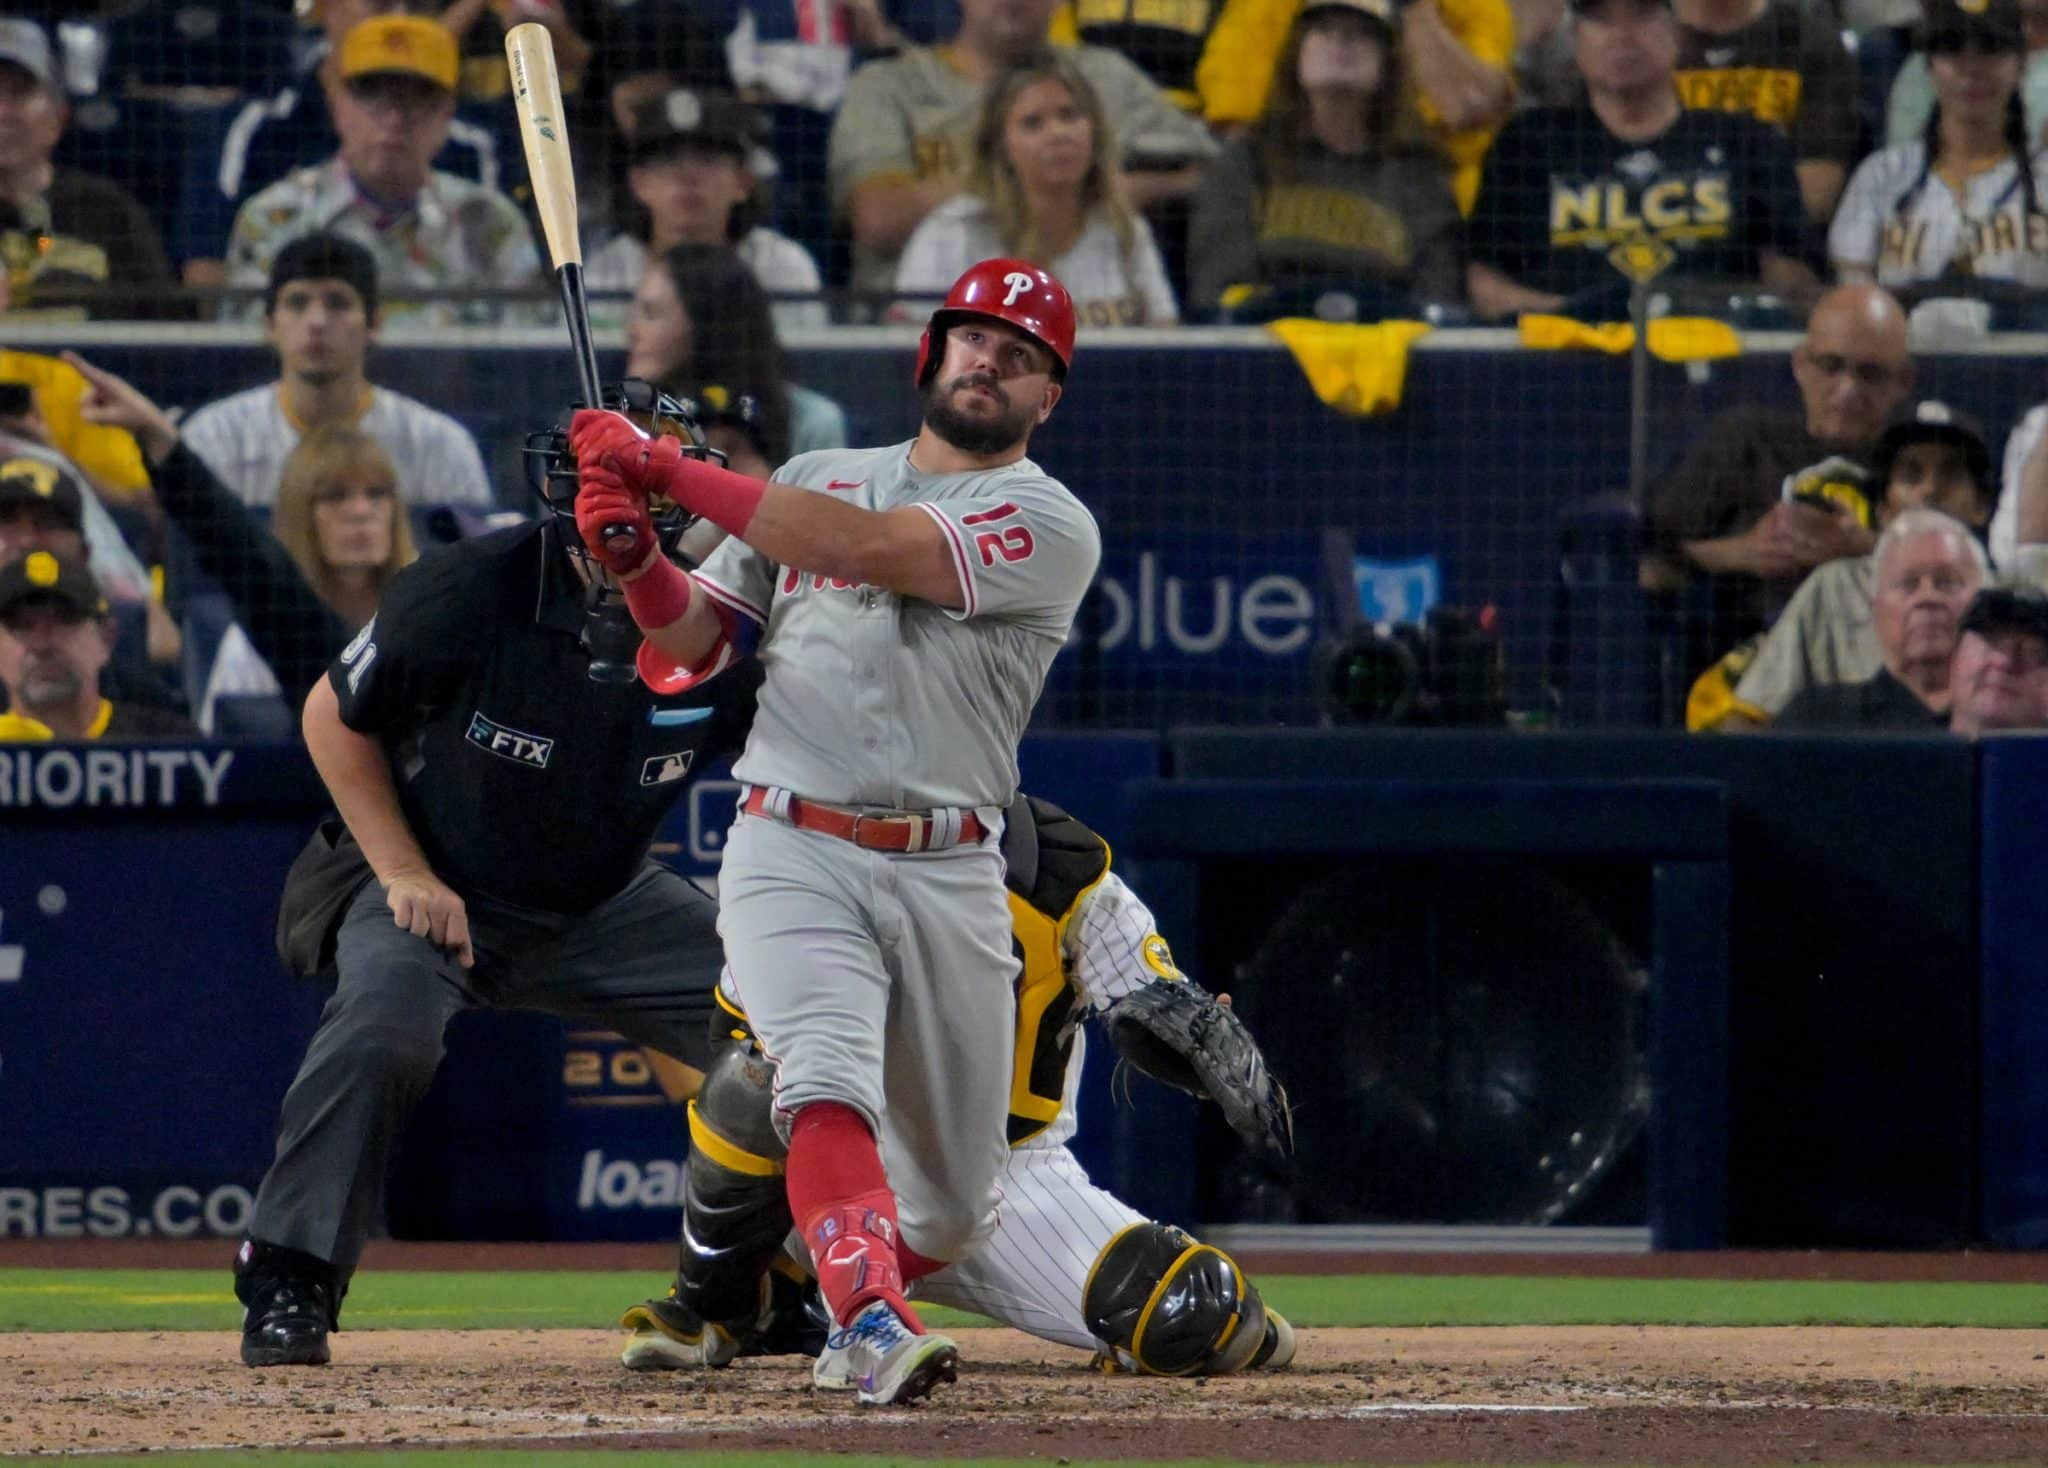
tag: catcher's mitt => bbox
[1101,981,1293,1157]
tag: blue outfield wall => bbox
[3,731,2048,1248]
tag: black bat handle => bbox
[559,263,640,560]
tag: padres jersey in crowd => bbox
[1057,0,1229,111]
[1187,135,1464,307]
[678,443,1101,810]
[1470,104,1808,299]
[181,383,494,509]
[221,158,545,325]
[1675,0,1859,169]
[895,196,1180,326]
[828,45,1217,291]
[1828,144,2048,289]
[1196,0,1515,211]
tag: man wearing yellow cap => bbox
[177,1,523,291]
[0,549,195,739]
[221,15,544,324]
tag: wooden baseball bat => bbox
[505,23,635,556]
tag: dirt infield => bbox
[6,1325,2048,1462]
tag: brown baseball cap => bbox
[0,550,108,620]
[0,453,86,533]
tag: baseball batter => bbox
[622,792,1297,1378]
[570,258,1100,1406]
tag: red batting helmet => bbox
[914,258,1076,386]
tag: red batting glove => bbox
[571,407,768,538]
[574,461,657,577]
[571,408,683,497]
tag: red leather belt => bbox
[741,786,985,852]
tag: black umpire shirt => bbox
[329,520,760,914]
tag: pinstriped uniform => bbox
[913,872,1181,1349]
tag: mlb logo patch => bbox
[641,750,696,786]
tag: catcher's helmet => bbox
[915,258,1075,387]
[523,377,715,562]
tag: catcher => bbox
[622,792,1297,1378]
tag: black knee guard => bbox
[675,1040,792,1326]
[1082,1222,1272,1377]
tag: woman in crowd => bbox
[270,425,418,634]
[624,242,846,457]
[1187,0,1462,314]
[1833,0,2048,289]
[586,89,826,335]
[892,51,1179,327]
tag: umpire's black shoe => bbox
[234,1239,339,1368]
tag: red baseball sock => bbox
[787,1103,923,1329]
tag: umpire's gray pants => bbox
[249,861,721,1282]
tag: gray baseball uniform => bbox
[687,441,1100,1263]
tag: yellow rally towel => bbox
[0,711,54,741]
[1264,319,1431,417]
[0,349,149,494]
[1517,315,1743,364]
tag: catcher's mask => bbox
[523,379,723,683]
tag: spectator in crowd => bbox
[222,15,546,325]
[1644,283,1911,672]
[1833,0,2048,290]
[0,549,196,739]
[0,349,153,500]
[1510,0,1581,108]
[625,242,848,456]
[895,51,1179,325]
[716,0,906,265]
[0,431,154,609]
[1466,0,1816,321]
[272,425,418,633]
[829,0,1217,294]
[185,233,494,509]
[1059,0,1234,113]
[0,19,178,317]
[1773,508,1987,730]
[1946,584,2048,732]
[1672,0,1859,221]
[63,351,363,725]
[1199,0,1516,213]
[585,88,825,336]
[1887,0,2048,148]
[176,0,527,290]
[1720,402,1998,727]
[1188,0,1462,312]
[1990,380,2048,578]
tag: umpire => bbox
[234,386,756,1368]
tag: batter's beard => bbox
[922,374,1034,456]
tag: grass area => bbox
[87,1459,1306,1468]
[5,1268,2048,1332]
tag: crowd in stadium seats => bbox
[6,0,2048,322]
[9,0,2048,740]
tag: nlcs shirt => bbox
[1470,103,1808,300]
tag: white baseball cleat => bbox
[812,1300,959,1405]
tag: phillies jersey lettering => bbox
[691,442,1100,811]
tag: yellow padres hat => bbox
[339,15,459,92]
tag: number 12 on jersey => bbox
[962,503,1036,566]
